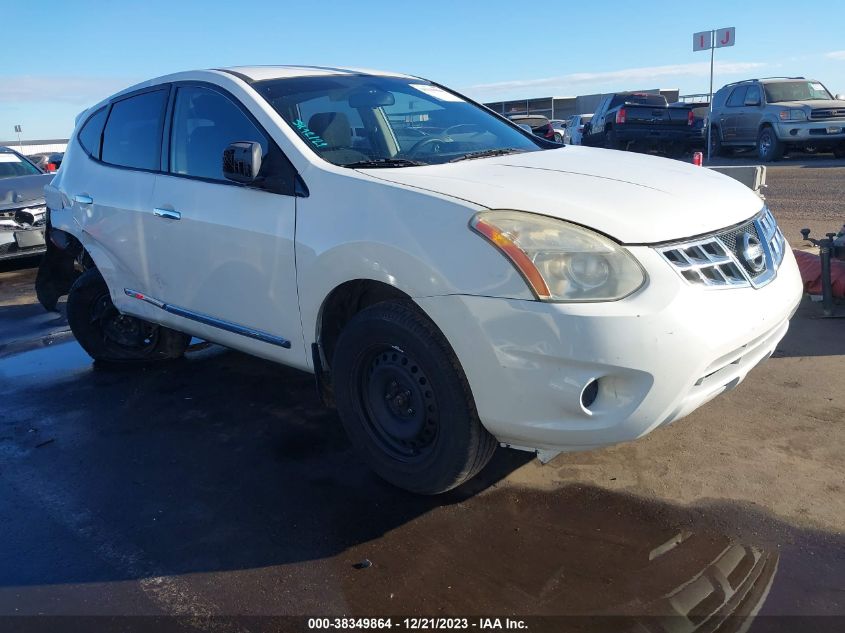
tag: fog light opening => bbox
[580,378,600,411]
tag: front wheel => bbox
[757,126,784,162]
[67,269,190,363]
[332,301,496,494]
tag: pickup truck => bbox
[581,92,695,156]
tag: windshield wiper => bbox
[449,148,527,163]
[343,158,428,168]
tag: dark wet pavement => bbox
[1,263,843,632]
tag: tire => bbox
[606,130,623,150]
[757,126,784,162]
[709,126,732,157]
[67,268,190,363]
[332,300,497,494]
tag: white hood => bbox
[364,146,764,243]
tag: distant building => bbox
[483,88,680,120]
[0,139,68,156]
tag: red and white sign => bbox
[715,27,735,48]
[693,31,713,52]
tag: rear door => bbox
[141,83,305,366]
[72,87,170,299]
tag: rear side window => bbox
[77,107,107,158]
[726,86,748,107]
[744,85,761,105]
[169,85,268,180]
[101,89,168,170]
[610,94,666,108]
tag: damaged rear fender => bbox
[35,226,84,312]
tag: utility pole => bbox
[693,27,735,163]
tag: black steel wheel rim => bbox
[90,292,160,353]
[357,346,439,463]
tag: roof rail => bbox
[717,76,807,91]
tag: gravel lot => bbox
[0,159,842,631]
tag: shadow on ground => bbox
[0,339,842,625]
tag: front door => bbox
[140,83,306,367]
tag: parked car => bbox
[0,146,52,261]
[28,151,64,173]
[508,114,556,141]
[39,66,802,494]
[550,119,568,143]
[563,113,593,145]
[708,77,845,161]
[581,92,696,156]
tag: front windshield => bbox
[0,152,41,179]
[253,75,544,167]
[764,81,833,103]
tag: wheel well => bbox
[318,280,413,369]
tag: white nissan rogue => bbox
[39,66,803,494]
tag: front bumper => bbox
[775,120,845,143]
[416,246,803,453]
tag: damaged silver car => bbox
[0,146,53,261]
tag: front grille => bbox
[811,108,845,119]
[714,219,766,278]
[656,208,786,289]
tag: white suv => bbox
[40,66,803,494]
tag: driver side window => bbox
[170,86,268,181]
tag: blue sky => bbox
[3,0,845,139]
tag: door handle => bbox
[74,194,93,205]
[153,208,181,220]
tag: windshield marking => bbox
[292,119,329,148]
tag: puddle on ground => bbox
[0,339,93,381]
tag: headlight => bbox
[470,210,646,302]
[779,109,807,121]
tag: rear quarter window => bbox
[101,89,169,171]
[77,107,108,158]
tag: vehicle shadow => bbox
[0,341,842,623]
[774,297,845,358]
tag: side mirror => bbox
[836,94,845,101]
[746,98,761,106]
[223,141,262,184]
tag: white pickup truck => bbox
[38,65,802,494]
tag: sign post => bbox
[693,27,735,162]
[14,124,22,151]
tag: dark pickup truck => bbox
[581,92,695,156]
